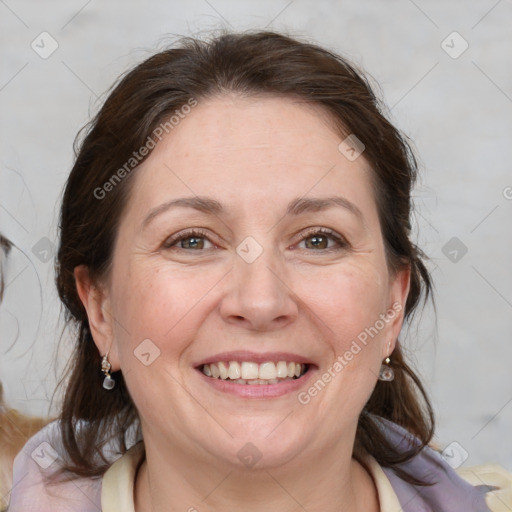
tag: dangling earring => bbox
[378,341,394,381]
[378,356,394,381]
[101,352,115,390]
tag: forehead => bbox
[162,94,344,168]
[126,94,377,222]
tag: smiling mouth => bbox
[200,361,309,385]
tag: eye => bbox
[296,228,349,252]
[162,227,348,253]
[162,229,215,251]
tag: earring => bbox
[378,356,394,382]
[101,352,116,390]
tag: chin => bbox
[213,421,309,471]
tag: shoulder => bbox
[8,420,102,512]
[457,463,512,512]
[369,415,512,511]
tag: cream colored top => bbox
[101,443,512,512]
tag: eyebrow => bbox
[142,195,364,229]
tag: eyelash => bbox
[162,227,349,253]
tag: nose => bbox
[219,250,299,332]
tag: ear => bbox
[74,265,120,370]
[384,265,411,357]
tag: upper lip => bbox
[194,351,315,368]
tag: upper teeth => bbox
[202,361,306,380]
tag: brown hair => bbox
[56,30,435,485]
[0,234,12,301]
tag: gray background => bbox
[1,0,511,470]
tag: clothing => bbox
[7,416,512,511]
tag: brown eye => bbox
[304,234,329,249]
[297,228,349,252]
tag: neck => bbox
[134,434,379,512]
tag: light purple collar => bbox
[372,415,495,511]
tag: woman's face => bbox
[82,94,409,470]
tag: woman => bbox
[9,30,512,511]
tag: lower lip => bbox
[196,368,316,398]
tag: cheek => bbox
[299,259,391,345]
[296,264,391,414]
[109,261,223,361]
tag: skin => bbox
[75,94,410,512]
